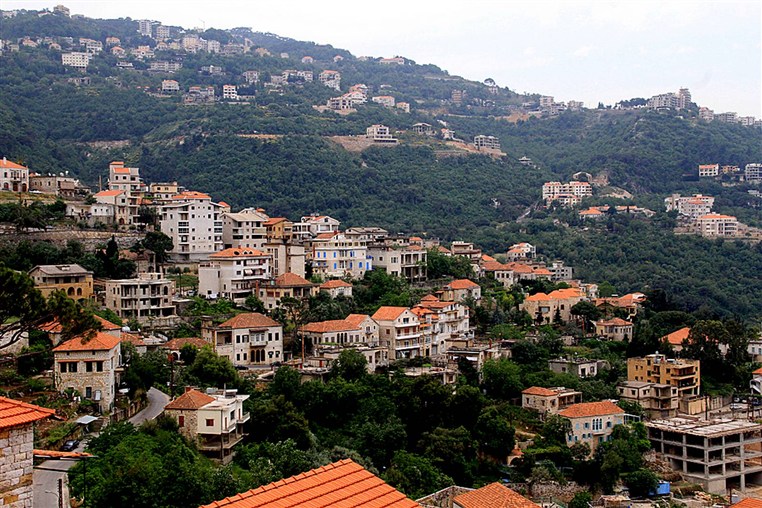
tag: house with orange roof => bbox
[481,260,516,288]
[222,207,269,250]
[0,397,55,507]
[104,272,177,327]
[522,386,582,415]
[201,458,420,508]
[159,191,224,261]
[506,242,536,261]
[163,387,249,464]
[559,401,625,453]
[594,317,634,341]
[93,188,130,225]
[107,161,146,225]
[310,232,371,279]
[442,279,482,304]
[319,279,353,298]
[660,326,691,352]
[199,247,271,304]
[53,331,123,412]
[413,296,471,356]
[306,314,388,372]
[299,214,341,237]
[594,292,646,318]
[372,306,423,359]
[521,288,585,324]
[202,313,283,366]
[579,207,605,219]
[263,216,294,241]
[697,213,739,237]
[28,263,93,301]
[452,482,541,508]
[257,272,316,310]
[664,193,714,218]
[0,157,29,192]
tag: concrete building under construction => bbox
[646,418,762,493]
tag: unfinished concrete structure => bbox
[646,418,762,493]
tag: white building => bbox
[698,164,720,177]
[61,52,90,69]
[542,181,593,205]
[372,306,423,359]
[198,247,270,303]
[664,194,715,218]
[138,19,153,37]
[474,135,501,150]
[367,243,427,281]
[0,157,29,192]
[696,214,739,237]
[311,232,372,279]
[366,124,397,143]
[223,208,269,249]
[222,85,238,100]
[745,163,762,183]
[318,70,341,90]
[372,96,395,108]
[161,79,180,93]
[104,273,177,327]
[159,191,224,262]
[203,313,283,367]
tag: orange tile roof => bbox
[53,331,121,352]
[320,280,352,289]
[447,279,480,289]
[753,367,762,376]
[316,232,338,239]
[344,314,370,328]
[39,319,64,333]
[454,482,540,508]
[218,201,230,207]
[162,337,209,350]
[201,459,421,508]
[275,272,313,287]
[94,190,125,197]
[302,319,358,333]
[698,214,736,220]
[437,246,451,254]
[34,450,92,459]
[0,159,28,170]
[165,389,215,410]
[522,386,558,397]
[210,247,267,258]
[525,292,551,302]
[0,397,55,430]
[559,401,624,419]
[264,217,289,226]
[94,315,121,330]
[112,167,131,174]
[173,191,211,200]
[504,262,534,273]
[372,306,409,321]
[662,326,691,346]
[533,268,552,276]
[120,332,145,347]
[483,260,510,272]
[218,313,280,329]
[733,499,762,508]
[421,295,440,302]
[597,318,632,326]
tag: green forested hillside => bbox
[1,11,762,319]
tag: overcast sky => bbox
[5,0,762,117]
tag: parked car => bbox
[61,440,79,452]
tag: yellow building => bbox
[627,353,700,398]
[28,264,93,301]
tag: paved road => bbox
[34,388,170,507]
[129,387,170,425]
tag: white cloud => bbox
[573,45,594,58]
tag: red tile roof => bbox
[559,401,624,419]
[522,386,557,397]
[162,337,209,350]
[173,191,211,200]
[218,313,280,329]
[302,319,357,334]
[662,326,691,346]
[454,482,540,508]
[0,158,28,170]
[264,217,289,226]
[0,397,55,430]
[200,459,420,508]
[53,331,121,352]
[210,247,266,258]
[320,280,352,289]
[344,314,370,328]
[94,190,125,197]
[372,306,408,321]
[275,272,313,287]
[596,318,632,326]
[165,389,215,410]
[735,499,762,508]
[34,449,92,459]
[120,332,145,347]
[94,315,121,330]
[447,279,479,290]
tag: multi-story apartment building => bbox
[222,85,238,100]
[203,313,283,366]
[617,381,678,419]
[318,70,341,90]
[412,296,470,356]
[310,232,371,279]
[745,163,762,183]
[473,135,501,150]
[542,181,593,205]
[155,24,170,39]
[696,214,739,237]
[0,157,29,192]
[372,306,423,359]
[300,215,340,237]
[164,387,250,464]
[160,191,224,261]
[93,189,130,225]
[559,401,625,454]
[53,331,122,412]
[104,273,176,327]
[242,70,259,84]
[257,272,315,310]
[61,52,90,69]
[147,181,182,201]
[522,386,583,416]
[646,418,762,493]
[371,95,395,108]
[264,241,305,278]
[699,107,715,121]
[107,161,145,224]
[199,247,270,303]
[521,288,585,324]
[698,164,720,177]
[441,279,481,304]
[664,194,715,218]
[627,353,700,398]
[138,19,153,37]
[222,208,268,249]
[28,264,93,300]
[366,124,397,143]
[367,243,427,281]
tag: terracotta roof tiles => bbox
[275,272,313,287]
[522,386,558,397]
[164,389,215,411]
[454,482,540,508]
[558,401,624,419]
[372,306,409,322]
[0,397,55,430]
[320,280,352,289]
[0,159,28,170]
[733,499,762,508]
[162,337,209,350]
[662,326,691,346]
[210,247,267,258]
[218,313,280,330]
[447,279,480,290]
[200,459,420,508]
[52,331,121,352]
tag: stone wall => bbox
[165,409,200,444]
[0,425,35,507]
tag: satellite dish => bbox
[122,326,131,332]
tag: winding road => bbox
[34,387,170,507]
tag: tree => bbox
[0,265,47,350]
[142,231,174,266]
[481,358,523,399]
[383,451,453,500]
[569,491,593,508]
[474,405,515,458]
[571,301,602,333]
[331,349,368,380]
[624,468,659,497]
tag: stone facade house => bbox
[28,264,93,301]
[521,386,583,415]
[203,313,283,367]
[559,401,625,454]
[52,332,122,413]
[594,317,634,341]
[319,279,353,298]
[0,397,55,507]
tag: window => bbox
[206,419,214,427]
[178,415,184,427]
[85,387,92,398]
[592,418,602,431]
[97,361,103,372]
[86,361,93,372]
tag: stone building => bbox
[0,397,54,507]
[28,264,93,301]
